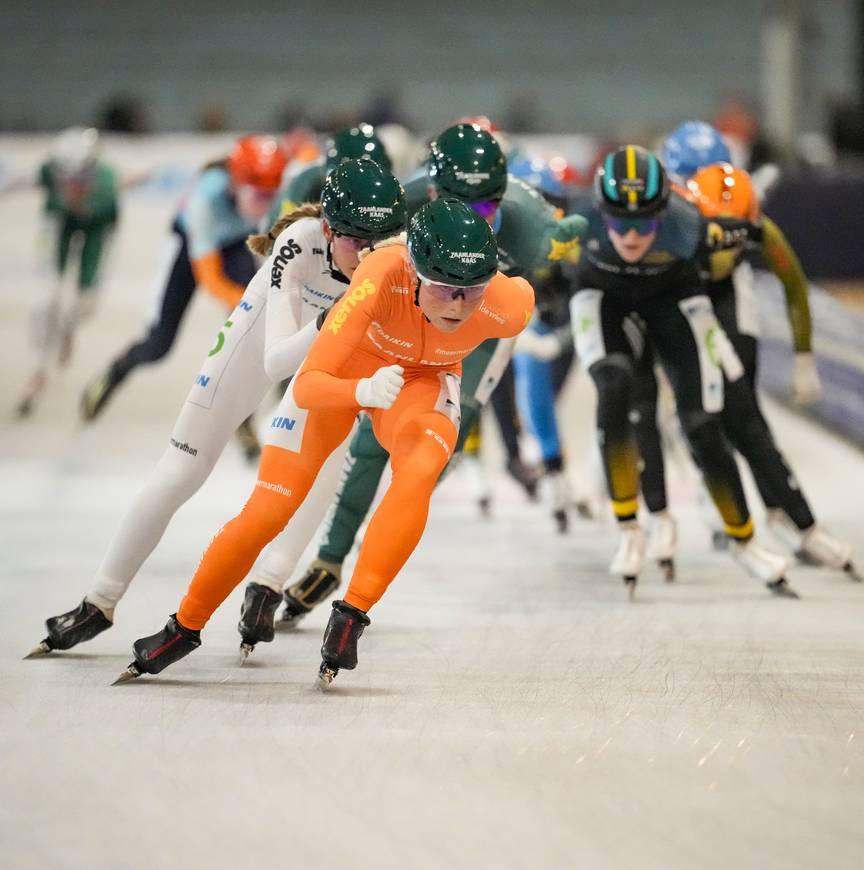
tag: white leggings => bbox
[87,289,329,612]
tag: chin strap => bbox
[325,241,350,285]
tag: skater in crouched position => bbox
[26,158,406,658]
[115,199,534,686]
[569,145,795,597]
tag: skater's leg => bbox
[631,342,668,515]
[342,373,459,612]
[87,295,270,613]
[177,396,357,630]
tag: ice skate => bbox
[610,521,646,599]
[730,538,798,598]
[646,512,677,581]
[281,559,342,628]
[80,364,122,421]
[16,372,46,418]
[237,582,282,664]
[767,510,857,579]
[506,456,539,501]
[541,470,570,534]
[315,600,370,690]
[25,598,113,658]
[112,614,201,684]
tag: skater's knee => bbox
[679,410,722,454]
[589,355,633,403]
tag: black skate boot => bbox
[112,614,201,684]
[237,582,283,663]
[25,598,113,658]
[80,363,123,422]
[281,560,342,628]
[316,600,371,690]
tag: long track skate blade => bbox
[316,664,337,692]
[844,563,862,582]
[238,643,254,666]
[111,664,142,685]
[624,576,637,601]
[766,578,800,599]
[659,558,675,582]
[23,641,52,659]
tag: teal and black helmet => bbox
[427,124,508,202]
[407,198,498,286]
[325,123,393,173]
[594,145,669,217]
[320,158,406,241]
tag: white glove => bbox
[792,352,822,405]
[355,364,404,409]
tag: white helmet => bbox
[52,126,100,176]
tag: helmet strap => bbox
[325,239,350,285]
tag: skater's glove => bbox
[355,365,404,410]
[792,351,822,405]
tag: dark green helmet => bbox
[594,145,669,217]
[427,124,507,202]
[320,158,406,240]
[325,123,393,173]
[407,199,498,286]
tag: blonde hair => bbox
[247,203,322,256]
[357,231,407,261]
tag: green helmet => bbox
[427,124,507,202]
[320,158,406,241]
[325,123,393,173]
[407,199,498,286]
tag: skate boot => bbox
[646,512,677,581]
[730,538,798,598]
[235,415,261,463]
[610,520,646,599]
[316,600,371,689]
[541,470,570,534]
[112,614,201,684]
[506,456,540,501]
[237,583,283,663]
[25,598,113,658]
[80,363,122,421]
[767,510,859,579]
[281,559,342,628]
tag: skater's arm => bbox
[191,253,245,308]
[293,253,392,409]
[481,274,536,339]
[759,216,813,353]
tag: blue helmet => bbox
[507,155,565,199]
[661,121,731,183]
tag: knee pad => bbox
[590,355,633,422]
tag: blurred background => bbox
[2,0,863,440]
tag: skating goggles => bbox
[604,215,661,236]
[468,199,501,220]
[417,273,490,302]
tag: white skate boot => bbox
[541,470,570,534]
[646,512,677,581]
[767,510,859,579]
[731,538,798,598]
[610,521,646,599]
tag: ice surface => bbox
[1,181,862,870]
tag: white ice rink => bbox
[1,181,863,870]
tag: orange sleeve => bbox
[483,274,535,339]
[191,252,246,308]
[292,249,394,410]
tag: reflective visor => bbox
[604,215,661,236]
[468,199,500,220]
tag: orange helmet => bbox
[227,135,288,193]
[688,162,760,222]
